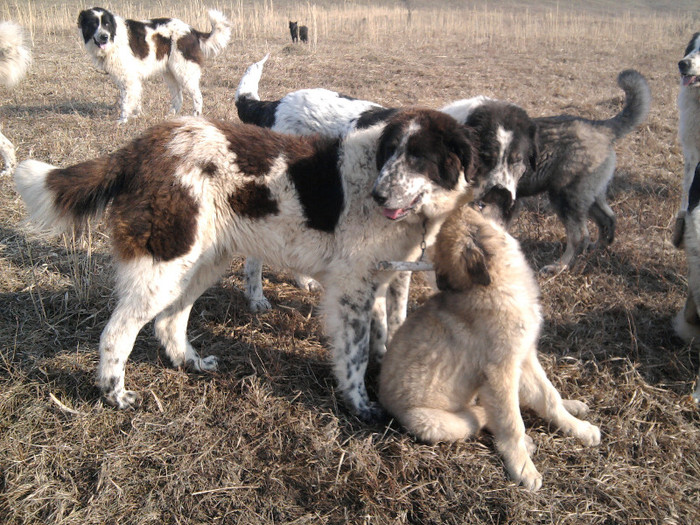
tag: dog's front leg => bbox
[370,271,410,362]
[117,79,142,123]
[322,281,386,423]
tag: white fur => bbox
[79,8,230,123]
[0,21,30,177]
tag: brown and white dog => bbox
[379,200,601,490]
[77,7,231,123]
[14,109,499,422]
[0,21,31,176]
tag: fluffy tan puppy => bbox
[379,201,601,491]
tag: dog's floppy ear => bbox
[444,125,479,185]
[78,10,86,27]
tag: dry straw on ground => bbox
[0,0,699,523]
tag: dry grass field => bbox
[1,0,699,523]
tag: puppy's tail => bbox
[606,69,651,140]
[198,9,231,59]
[14,154,125,235]
[0,21,31,88]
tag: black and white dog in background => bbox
[236,55,649,275]
[78,7,231,123]
[15,108,505,422]
[235,54,534,314]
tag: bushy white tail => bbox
[199,9,231,59]
[0,21,31,88]
[235,53,269,101]
[14,159,74,233]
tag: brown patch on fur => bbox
[125,20,149,60]
[153,34,171,61]
[176,32,203,65]
[108,121,199,261]
[228,181,279,219]
[213,121,295,176]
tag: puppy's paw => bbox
[524,433,537,455]
[562,399,589,417]
[576,422,601,447]
[295,275,322,292]
[510,458,542,492]
[355,401,388,424]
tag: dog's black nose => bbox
[97,34,108,44]
[371,189,387,206]
[679,59,691,75]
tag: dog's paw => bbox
[295,275,322,292]
[576,422,601,447]
[103,389,142,410]
[248,296,272,313]
[539,262,567,276]
[355,401,388,424]
[524,433,537,455]
[509,458,542,492]
[186,355,219,373]
[562,399,589,417]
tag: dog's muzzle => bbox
[679,58,699,87]
[94,32,110,48]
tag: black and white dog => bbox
[15,109,502,422]
[674,32,700,247]
[235,54,534,311]
[236,56,649,274]
[78,7,231,123]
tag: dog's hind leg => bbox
[398,405,487,444]
[479,364,542,491]
[518,352,601,447]
[163,70,183,115]
[154,258,229,372]
[98,258,193,409]
[542,200,589,274]
[588,193,616,249]
[179,65,203,116]
[243,257,271,312]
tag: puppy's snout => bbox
[97,33,109,44]
[679,59,691,75]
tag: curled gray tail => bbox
[607,69,651,139]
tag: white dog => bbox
[78,7,231,123]
[0,21,31,176]
[379,200,601,490]
[14,108,504,422]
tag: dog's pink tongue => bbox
[382,208,404,220]
[683,75,697,87]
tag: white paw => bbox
[577,422,601,447]
[186,355,219,372]
[524,433,537,455]
[295,275,322,292]
[562,399,589,417]
[104,389,142,409]
[510,459,542,492]
[248,296,271,313]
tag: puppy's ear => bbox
[78,11,86,27]
[436,230,491,292]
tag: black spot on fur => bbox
[287,138,344,232]
[146,18,173,29]
[235,96,281,129]
[105,376,119,393]
[355,107,399,130]
[689,163,700,214]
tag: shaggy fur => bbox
[78,7,231,123]
[0,21,31,177]
[673,162,700,403]
[674,32,700,247]
[517,69,651,273]
[14,109,486,422]
[378,202,601,491]
[234,54,535,311]
[289,21,299,43]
